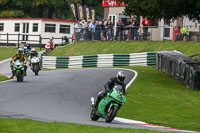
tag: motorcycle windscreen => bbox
[110,85,126,103]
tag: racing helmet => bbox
[31,48,37,55]
[18,48,24,55]
[116,71,125,83]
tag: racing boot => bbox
[10,70,15,78]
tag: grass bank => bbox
[117,66,200,132]
[0,47,44,61]
[49,41,200,57]
[0,47,17,61]
[0,118,166,133]
[0,75,9,82]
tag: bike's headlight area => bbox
[116,95,123,101]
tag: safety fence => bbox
[74,25,200,42]
[0,33,72,48]
[156,51,200,90]
[42,52,156,69]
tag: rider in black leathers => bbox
[94,71,126,108]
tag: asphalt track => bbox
[0,60,196,133]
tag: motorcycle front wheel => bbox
[16,71,22,82]
[33,65,39,75]
[105,105,119,123]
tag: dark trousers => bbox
[143,27,148,40]
[95,90,107,107]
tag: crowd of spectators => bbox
[74,17,151,41]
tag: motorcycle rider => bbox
[24,43,31,51]
[10,48,27,78]
[29,48,41,69]
[48,39,55,50]
[93,71,126,109]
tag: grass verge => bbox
[0,47,45,61]
[0,75,9,82]
[0,47,17,61]
[0,118,167,133]
[48,41,200,57]
[117,66,200,131]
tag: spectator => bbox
[115,19,121,41]
[86,19,92,40]
[95,21,102,40]
[106,20,114,41]
[141,16,151,40]
[175,26,181,41]
[180,26,189,41]
[131,18,140,40]
[91,20,96,40]
[80,19,87,40]
[74,21,81,41]
[103,18,108,40]
[124,18,132,41]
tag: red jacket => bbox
[141,19,151,28]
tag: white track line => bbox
[0,58,11,64]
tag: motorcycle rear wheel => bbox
[105,105,119,123]
[90,108,100,121]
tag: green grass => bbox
[48,41,200,57]
[1,42,200,132]
[0,118,168,133]
[117,66,200,132]
[0,47,17,61]
[0,47,45,61]
[0,75,9,81]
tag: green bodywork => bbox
[13,60,24,78]
[97,85,126,118]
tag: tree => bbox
[119,0,200,20]
[0,0,103,20]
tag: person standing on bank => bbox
[131,18,140,40]
[141,16,151,40]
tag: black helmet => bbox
[31,48,37,55]
[18,48,24,55]
[116,71,125,83]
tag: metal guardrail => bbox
[0,33,73,49]
[42,52,156,69]
[74,25,200,42]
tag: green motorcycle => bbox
[13,60,25,82]
[90,85,126,123]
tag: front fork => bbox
[107,103,119,113]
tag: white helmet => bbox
[116,71,125,83]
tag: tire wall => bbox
[156,51,200,90]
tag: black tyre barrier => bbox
[156,51,200,90]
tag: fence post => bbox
[198,26,200,42]
[39,35,42,51]
[151,27,152,41]
[163,26,164,42]
[7,33,8,44]
[18,33,20,48]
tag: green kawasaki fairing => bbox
[13,60,25,82]
[90,85,126,123]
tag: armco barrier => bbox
[156,51,200,90]
[42,52,156,69]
